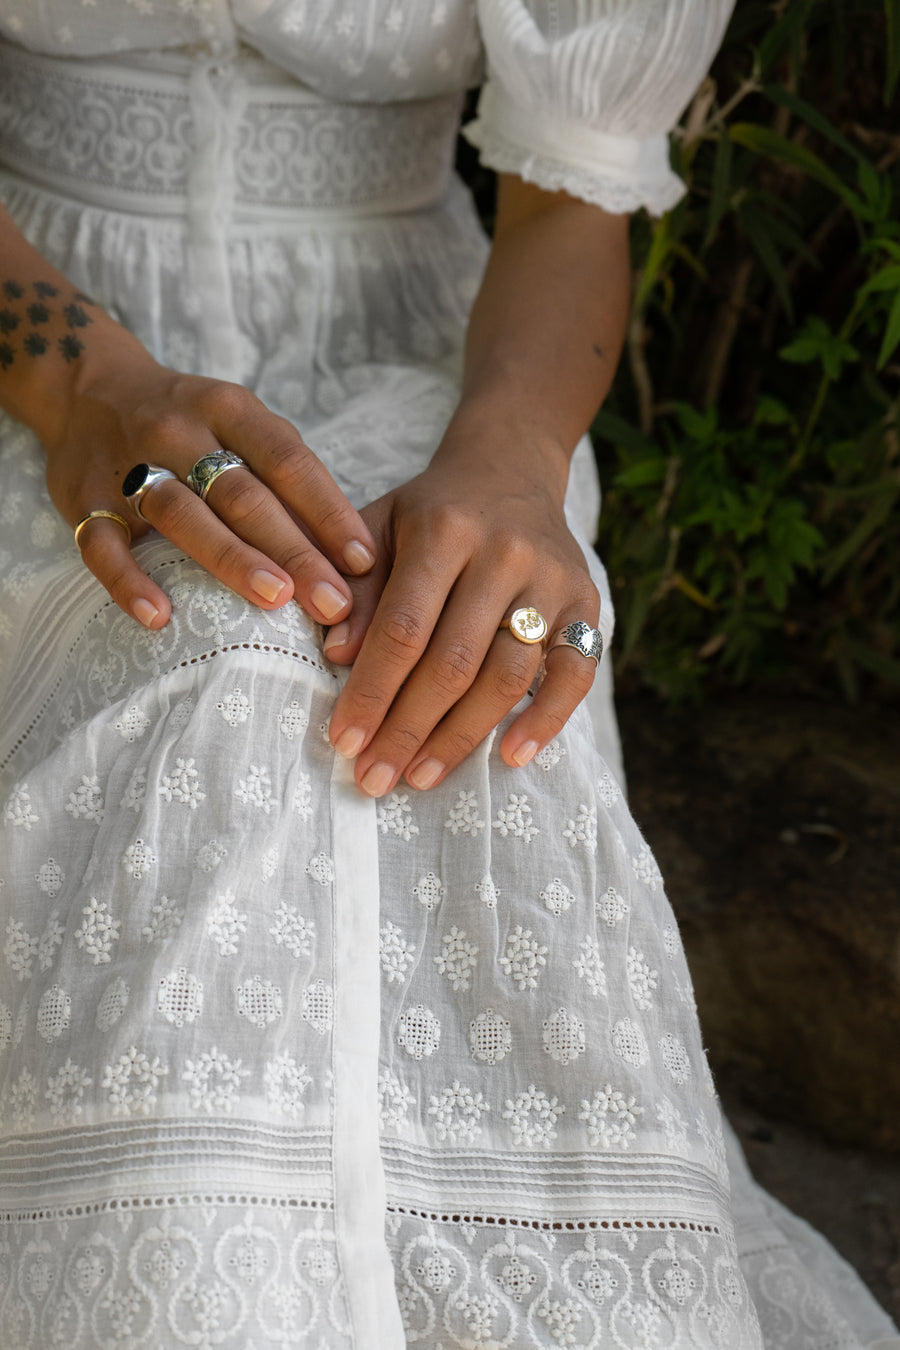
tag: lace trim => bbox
[1,1191,333,1226]
[466,128,686,217]
[386,1202,721,1236]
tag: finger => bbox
[76,514,172,628]
[198,462,359,623]
[321,550,391,669]
[208,395,376,575]
[351,591,540,796]
[498,611,602,769]
[327,541,472,762]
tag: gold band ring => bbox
[498,606,549,645]
[74,510,133,549]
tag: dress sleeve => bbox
[464,0,735,215]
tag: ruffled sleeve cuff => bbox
[463,78,687,216]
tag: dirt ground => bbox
[616,687,900,1328]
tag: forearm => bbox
[0,206,152,450]
[435,175,631,492]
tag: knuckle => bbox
[200,380,257,424]
[430,640,480,695]
[443,723,483,761]
[379,609,427,660]
[207,471,267,524]
[136,409,190,459]
[491,656,535,703]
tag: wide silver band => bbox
[187,450,246,502]
[551,620,604,664]
[121,463,180,521]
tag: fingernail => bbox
[323,621,351,656]
[250,568,288,603]
[334,726,366,758]
[310,581,349,621]
[344,539,375,573]
[360,762,395,798]
[407,758,444,791]
[511,740,539,767]
[132,597,160,628]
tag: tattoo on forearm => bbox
[0,278,95,372]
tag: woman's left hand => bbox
[325,424,600,797]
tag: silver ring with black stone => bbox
[122,463,180,520]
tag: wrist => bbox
[433,392,572,504]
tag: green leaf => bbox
[877,287,900,368]
[728,123,856,206]
[737,202,794,319]
[779,316,859,379]
[859,263,900,297]
[614,457,669,489]
[591,410,657,455]
[820,484,898,584]
[703,133,734,251]
[761,84,865,163]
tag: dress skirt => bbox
[0,43,896,1350]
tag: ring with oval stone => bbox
[498,606,549,645]
[122,463,181,520]
[186,449,246,502]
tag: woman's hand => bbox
[325,417,600,796]
[47,346,376,629]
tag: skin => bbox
[0,175,630,796]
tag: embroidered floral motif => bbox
[6,1066,37,1128]
[0,1002,10,1050]
[122,837,156,879]
[37,912,63,971]
[35,856,64,896]
[573,937,607,997]
[433,926,478,991]
[377,791,419,840]
[292,772,313,819]
[631,843,663,890]
[659,1032,692,1084]
[542,1007,585,1065]
[540,877,575,916]
[234,764,276,812]
[207,891,248,957]
[74,897,120,964]
[474,874,499,909]
[37,984,72,1041]
[380,921,416,983]
[46,1058,92,1124]
[159,756,206,809]
[261,846,279,880]
[196,838,228,872]
[469,1007,512,1064]
[492,793,538,843]
[534,740,566,771]
[611,1017,649,1067]
[563,803,597,852]
[114,705,150,742]
[301,978,334,1034]
[306,852,335,886]
[4,783,38,828]
[444,789,484,835]
[269,903,314,958]
[4,918,37,981]
[101,1046,167,1116]
[597,772,622,808]
[236,976,283,1028]
[157,967,204,1027]
[121,767,147,812]
[278,700,308,740]
[663,924,680,959]
[65,773,104,822]
[96,976,130,1031]
[412,870,444,910]
[397,1004,441,1059]
[579,1085,644,1149]
[378,1068,416,1131]
[183,1047,247,1113]
[626,946,659,1011]
[500,926,547,992]
[596,887,628,927]
[656,1097,689,1152]
[264,1051,312,1118]
[427,1081,489,1143]
[216,687,252,727]
[142,893,185,944]
[502,1084,565,1148]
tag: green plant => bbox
[596,0,900,702]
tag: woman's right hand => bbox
[45,340,376,629]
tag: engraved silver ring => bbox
[122,463,180,520]
[186,449,247,502]
[549,620,604,664]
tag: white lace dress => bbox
[0,4,896,1348]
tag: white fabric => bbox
[0,4,896,1348]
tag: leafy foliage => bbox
[595,0,900,702]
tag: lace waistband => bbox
[0,43,461,219]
